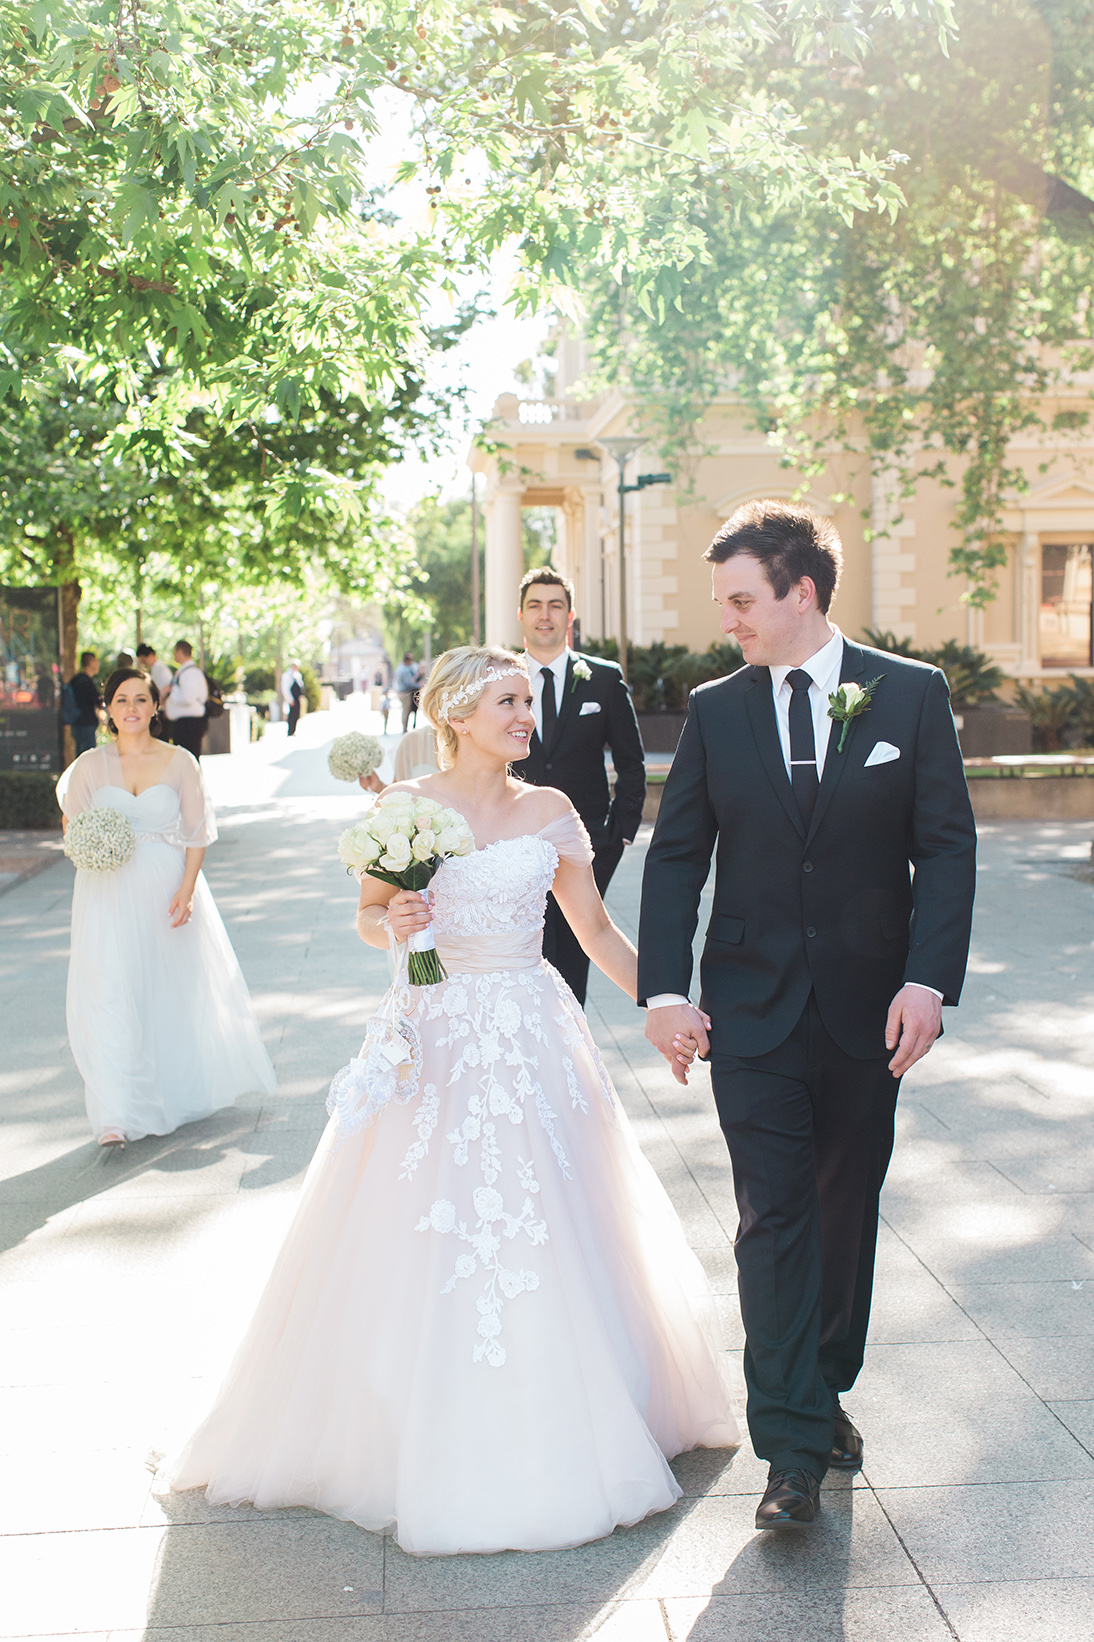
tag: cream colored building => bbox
[470,335,1094,681]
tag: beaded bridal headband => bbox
[439,666,527,723]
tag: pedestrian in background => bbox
[162,640,208,758]
[67,651,101,756]
[136,643,173,696]
[282,660,304,737]
[393,652,418,732]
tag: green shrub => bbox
[0,771,61,829]
[1013,683,1077,751]
[860,630,1003,706]
[243,667,275,695]
[582,638,744,710]
[300,662,321,714]
[1069,676,1094,746]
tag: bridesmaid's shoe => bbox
[830,1402,864,1472]
[98,1130,126,1149]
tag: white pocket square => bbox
[864,741,900,767]
[579,700,601,716]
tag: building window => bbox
[1040,543,1093,668]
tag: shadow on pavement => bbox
[0,1106,309,1255]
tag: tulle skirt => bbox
[66,837,276,1141]
[171,961,739,1555]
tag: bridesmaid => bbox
[57,668,276,1147]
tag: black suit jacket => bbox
[637,641,977,1060]
[518,652,646,846]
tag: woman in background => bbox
[58,669,276,1147]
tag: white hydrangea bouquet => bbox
[328,731,384,783]
[337,791,474,985]
[63,806,137,872]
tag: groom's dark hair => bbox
[704,501,843,614]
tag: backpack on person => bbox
[203,673,226,720]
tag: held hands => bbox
[359,771,385,794]
[885,985,942,1077]
[386,889,433,943]
[645,1002,713,1086]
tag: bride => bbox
[57,667,276,1145]
[171,646,739,1555]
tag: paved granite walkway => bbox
[1,717,1092,1641]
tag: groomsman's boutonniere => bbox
[571,658,592,691]
[828,676,884,752]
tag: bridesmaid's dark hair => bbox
[103,668,161,735]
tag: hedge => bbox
[0,771,62,829]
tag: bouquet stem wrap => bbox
[407,913,447,987]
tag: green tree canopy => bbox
[586,0,1094,606]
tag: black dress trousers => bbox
[542,833,624,1005]
[710,993,900,1480]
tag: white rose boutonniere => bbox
[571,658,592,690]
[828,675,884,752]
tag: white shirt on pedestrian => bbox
[528,648,570,742]
[164,660,207,721]
[149,658,173,695]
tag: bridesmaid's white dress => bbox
[171,809,739,1556]
[57,745,276,1141]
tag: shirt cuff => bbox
[644,993,691,1010]
[905,982,944,1001]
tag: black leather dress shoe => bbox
[755,1468,821,1530]
[830,1403,864,1472]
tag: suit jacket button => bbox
[803,862,813,873]
[806,926,816,938]
[545,762,552,770]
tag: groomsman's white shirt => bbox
[645,624,942,1009]
[528,647,570,742]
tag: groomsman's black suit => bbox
[518,651,646,1004]
[638,640,976,1479]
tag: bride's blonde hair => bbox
[421,646,528,769]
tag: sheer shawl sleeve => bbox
[55,747,108,820]
[171,748,218,847]
[538,808,594,867]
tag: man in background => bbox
[394,653,419,733]
[281,660,304,737]
[162,640,207,758]
[136,643,172,696]
[515,566,646,1004]
[67,651,101,756]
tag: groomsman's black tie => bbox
[540,666,558,748]
[787,668,819,826]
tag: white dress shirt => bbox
[769,625,844,783]
[149,658,172,695]
[163,660,208,721]
[528,648,570,742]
[646,625,941,1008]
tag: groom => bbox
[639,502,976,1529]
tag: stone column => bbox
[485,485,523,648]
[1018,531,1040,674]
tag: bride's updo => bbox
[421,646,528,768]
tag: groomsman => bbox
[515,567,646,1005]
[639,502,976,1530]
[162,640,208,758]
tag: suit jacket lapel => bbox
[745,668,805,840]
[545,655,576,757]
[804,640,867,846]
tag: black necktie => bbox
[787,668,819,826]
[540,666,557,748]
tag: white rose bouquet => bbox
[63,806,137,872]
[328,731,384,783]
[337,791,475,984]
